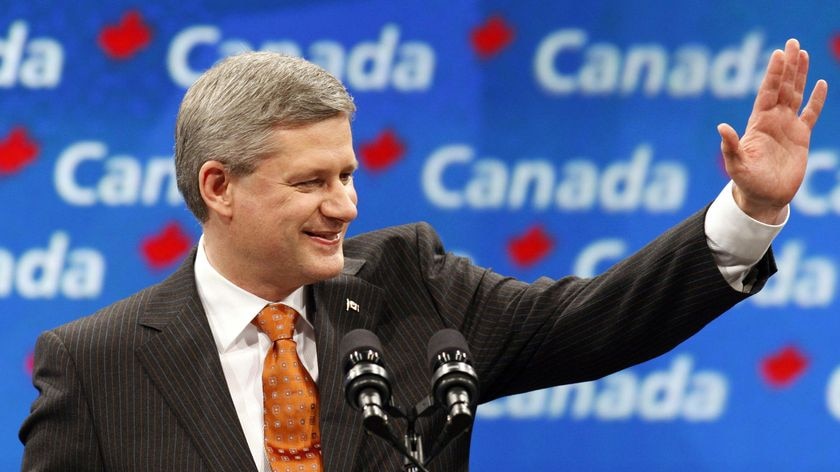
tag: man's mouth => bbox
[304,230,341,243]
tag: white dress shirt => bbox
[705,181,786,291]
[194,241,318,472]
[194,180,785,471]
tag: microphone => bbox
[426,329,479,457]
[340,330,431,472]
[340,329,393,427]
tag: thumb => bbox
[717,123,741,161]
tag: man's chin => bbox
[305,256,345,283]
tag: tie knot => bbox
[253,303,298,341]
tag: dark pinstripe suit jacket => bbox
[20,208,774,471]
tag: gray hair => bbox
[174,52,356,222]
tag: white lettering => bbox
[167,25,219,88]
[752,240,836,308]
[0,250,13,297]
[167,24,435,91]
[54,141,181,207]
[533,28,585,95]
[573,239,626,277]
[709,33,763,98]
[594,373,636,418]
[534,29,768,98]
[638,356,691,420]
[0,21,64,88]
[0,232,104,300]
[621,44,667,96]
[422,145,472,208]
[422,144,687,213]
[347,25,399,91]
[827,366,840,420]
[668,46,710,97]
[478,355,727,422]
[793,150,840,216]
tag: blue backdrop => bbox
[2,1,838,470]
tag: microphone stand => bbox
[370,401,433,472]
[379,393,471,472]
[352,380,476,471]
[401,396,435,472]
[343,329,478,471]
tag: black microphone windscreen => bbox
[339,329,383,369]
[427,329,471,370]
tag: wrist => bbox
[731,185,787,225]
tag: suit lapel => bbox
[135,255,257,472]
[312,257,387,471]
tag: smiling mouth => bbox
[304,230,341,243]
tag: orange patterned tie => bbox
[253,303,322,472]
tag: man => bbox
[20,39,826,471]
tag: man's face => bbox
[227,115,358,293]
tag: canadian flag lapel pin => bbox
[345,298,360,312]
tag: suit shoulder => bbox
[47,285,154,342]
[45,265,191,354]
[49,251,197,339]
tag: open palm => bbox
[718,39,828,224]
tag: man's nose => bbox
[321,182,358,222]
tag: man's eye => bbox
[340,173,354,184]
[295,179,322,189]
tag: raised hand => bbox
[717,38,828,224]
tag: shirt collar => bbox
[194,235,309,353]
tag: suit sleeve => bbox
[417,207,776,402]
[19,330,104,471]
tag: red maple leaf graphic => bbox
[470,15,515,59]
[508,225,554,267]
[98,10,153,60]
[0,127,39,175]
[760,345,808,388]
[141,222,192,269]
[24,351,34,376]
[831,34,840,63]
[359,129,405,172]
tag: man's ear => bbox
[199,160,234,218]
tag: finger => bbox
[717,123,742,160]
[791,50,809,112]
[777,39,801,107]
[753,49,784,112]
[800,79,828,130]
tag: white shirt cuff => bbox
[705,181,787,292]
